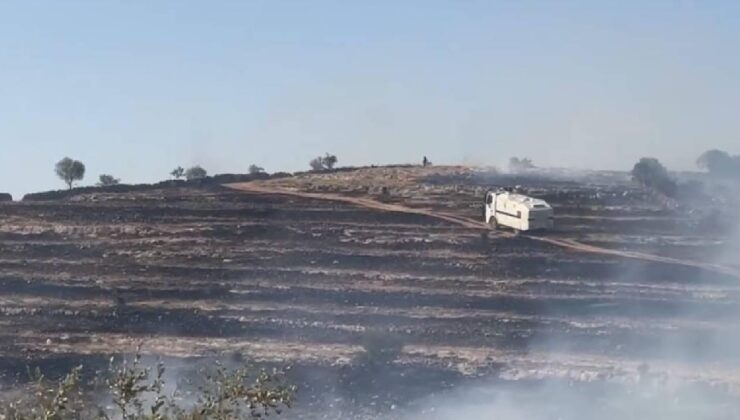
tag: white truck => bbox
[484,189,554,231]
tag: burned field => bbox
[1,166,739,418]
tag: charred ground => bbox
[1,166,739,418]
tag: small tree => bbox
[55,157,86,190]
[322,153,337,170]
[509,156,534,172]
[185,165,207,180]
[97,174,120,186]
[249,164,265,174]
[696,149,740,176]
[309,153,338,171]
[309,156,324,171]
[631,157,677,197]
[170,166,185,180]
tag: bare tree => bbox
[97,174,120,186]
[55,157,85,190]
[185,165,207,180]
[170,166,185,179]
[248,164,265,174]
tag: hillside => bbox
[0,166,738,418]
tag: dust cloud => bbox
[404,377,738,420]
[398,173,740,420]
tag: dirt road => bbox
[227,182,739,278]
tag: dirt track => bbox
[227,181,739,278]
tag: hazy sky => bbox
[1,1,739,198]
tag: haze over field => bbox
[1,164,739,418]
[2,1,740,198]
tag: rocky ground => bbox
[0,166,738,418]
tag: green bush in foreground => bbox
[0,351,295,420]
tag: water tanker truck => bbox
[484,189,554,231]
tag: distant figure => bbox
[422,156,430,167]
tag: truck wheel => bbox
[489,217,498,230]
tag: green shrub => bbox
[0,350,295,420]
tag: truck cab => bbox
[485,190,554,231]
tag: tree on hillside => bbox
[55,157,85,190]
[322,153,338,170]
[509,157,535,172]
[309,156,324,171]
[170,166,185,180]
[631,157,677,197]
[97,174,120,186]
[696,149,740,176]
[185,165,207,180]
[309,153,338,171]
[249,164,265,174]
